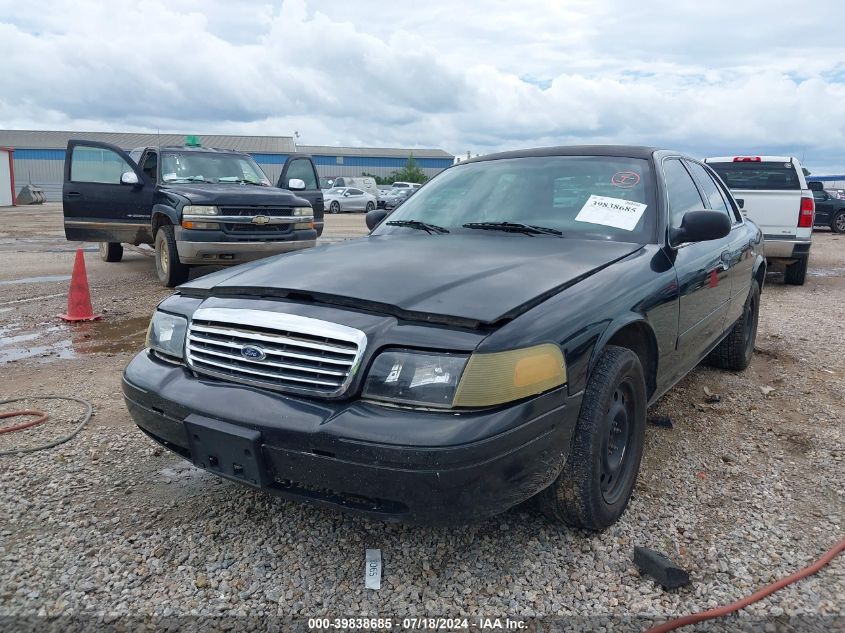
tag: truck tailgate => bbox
[733,189,800,237]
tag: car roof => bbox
[464,145,663,164]
[131,145,247,155]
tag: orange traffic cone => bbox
[58,248,101,322]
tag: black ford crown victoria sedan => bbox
[123,146,765,529]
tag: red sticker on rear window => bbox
[611,171,640,188]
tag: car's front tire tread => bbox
[538,345,646,531]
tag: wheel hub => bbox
[600,384,634,503]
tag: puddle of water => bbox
[0,275,71,286]
[0,316,150,364]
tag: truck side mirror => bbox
[121,171,139,185]
[288,178,306,190]
[808,181,824,191]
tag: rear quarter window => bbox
[707,162,801,190]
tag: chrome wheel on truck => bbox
[154,225,189,288]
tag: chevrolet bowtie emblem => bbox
[252,215,270,225]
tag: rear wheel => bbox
[154,225,189,288]
[329,201,340,214]
[538,345,646,530]
[831,210,845,234]
[98,242,123,262]
[707,279,760,371]
[784,256,808,285]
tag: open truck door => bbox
[63,140,154,246]
[277,155,324,236]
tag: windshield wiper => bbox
[219,178,268,186]
[385,219,450,234]
[462,221,563,237]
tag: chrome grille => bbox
[219,206,292,216]
[186,308,367,397]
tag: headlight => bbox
[363,351,468,408]
[362,344,567,409]
[146,311,188,360]
[292,206,312,216]
[183,205,218,215]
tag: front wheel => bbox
[154,225,189,288]
[707,279,760,371]
[784,256,808,285]
[538,345,646,530]
[831,211,845,234]
[365,201,375,212]
[99,242,123,262]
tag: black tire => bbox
[329,201,340,214]
[154,225,189,288]
[98,242,123,263]
[831,211,845,234]
[365,201,375,212]
[707,279,760,371]
[538,345,646,530]
[784,256,808,285]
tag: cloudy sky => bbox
[1,0,844,173]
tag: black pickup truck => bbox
[62,140,324,286]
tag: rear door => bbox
[705,159,802,238]
[278,155,324,226]
[63,140,153,244]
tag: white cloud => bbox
[0,0,844,173]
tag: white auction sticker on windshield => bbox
[575,195,647,231]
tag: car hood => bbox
[160,183,308,206]
[180,234,644,327]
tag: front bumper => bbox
[176,238,316,265]
[122,351,579,525]
[762,235,811,260]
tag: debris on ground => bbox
[648,414,674,428]
[633,546,691,589]
[760,385,776,396]
[703,386,721,403]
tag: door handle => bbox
[64,192,82,199]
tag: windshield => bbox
[160,151,270,185]
[374,155,656,242]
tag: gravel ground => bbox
[0,206,842,631]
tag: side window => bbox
[285,159,318,190]
[685,161,730,216]
[141,151,158,183]
[663,159,705,230]
[71,146,134,184]
[348,188,363,195]
[713,176,743,224]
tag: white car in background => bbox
[323,187,377,214]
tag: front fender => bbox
[151,204,181,230]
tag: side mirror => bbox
[735,198,744,209]
[343,192,351,197]
[121,171,139,185]
[288,178,306,190]
[808,181,824,191]
[366,209,388,230]
[671,210,731,245]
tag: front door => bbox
[63,141,154,245]
[812,190,834,226]
[278,155,324,229]
[663,158,732,373]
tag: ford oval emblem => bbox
[240,345,266,361]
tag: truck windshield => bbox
[707,161,801,191]
[161,152,270,185]
[374,155,657,243]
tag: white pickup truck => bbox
[704,155,814,285]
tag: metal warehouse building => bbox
[0,130,455,202]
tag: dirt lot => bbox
[0,204,842,630]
